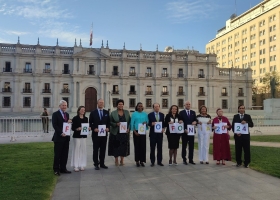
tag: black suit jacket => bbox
[148,112,165,137]
[52,110,70,142]
[232,113,254,135]
[179,109,197,130]
[89,109,110,136]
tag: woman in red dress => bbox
[212,108,231,165]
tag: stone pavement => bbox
[51,136,280,200]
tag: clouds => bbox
[166,0,220,23]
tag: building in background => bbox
[0,40,252,114]
[206,0,280,108]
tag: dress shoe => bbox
[173,162,178,166]
[95,166,100,170]
[205,162,209,164]
[60,169,71,173]
[74,168,79,172]
[169,160,173,166]
[189,161,196,165]
[200,161,203,164]
[80,167,85,171]
[54,171,60,176]
[183,161,188,165]
[100,165,108,169]
[244,164,249,168]
[140,162,145,167]
[136,162,140,167]
[158,163,164,166]
[236,164,241,167]
[151,163,155,167]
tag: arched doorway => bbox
[85,87,97,112]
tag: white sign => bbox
[187,125,195,136]
[177,123,184,133]
[214,123,227,134]
[98,125,106,136]
[80,123,89,135]
[234,123,249,134]
[138,124,146,135]
[63,122,71,136]
[154,122,162,133]
[169,123,184,134]
[119,122,127,133]
[204,124,212,134]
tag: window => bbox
[113,66,118,76]
[4,62,11,72]
[44,63,51,73]
[63,64,69,74]
[3,82,11,92]
[129,85,136,95]
[162,68,168,76]
[222,88,227,96]
[222,100,228,109]
[199,69,204,78]
[146,67,152,77]
[162,99,168,108]
[43,83,51,93]
[146,86,152,95]
[62,97,69,106]
[178,68,183,77]
[129,67,135,76]
[238,88,243,96]
[24,63,32,73]
[178,86,184,95]
[238,100,244,107]
[112,98,118,107]
[199,87,205,95]
[178,99,184,108]
[3,97,11,107]
[162,86,168,95]
[129,98,135,108]
[43,97,50,107]
[113,85,119,94]
[23,97,31,107]
[270,55,276,62]
[146,99,152,108]
[23,83,31,93]
[88,65,95,75]
[62,84,69,93]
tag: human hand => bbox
[61,133,66,137]
[116,122,120,126]
[94,128,98,132]
[179,120,183,124]
[105,128,109,132]
[68,119,72,123]
[152,122,156,126]
[192,121,197,125]
[184,129,188,134]
[241,120,246,124]
[207,120,211,124]
[169,121,174,124]
[134,131,140,136]
[89,127,91,131]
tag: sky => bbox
[0,0,263,53]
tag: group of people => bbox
[51,99,254,176]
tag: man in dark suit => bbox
[89,98,110,170]
[232,105,254,168]
[179,101,197,165]
[52,100,72,176]
[148,103,165,167]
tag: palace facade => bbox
[0,40,252,114]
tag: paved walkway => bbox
[51,136,280,200]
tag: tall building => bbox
[206,0,280,107]
[0,40,252,114]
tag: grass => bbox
[0,142,57,200]
[249,135,280,143]
[194,143,280,178]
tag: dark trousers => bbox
[150,133,163,164]
[92,135,108,166]
[234,135,251,165]
[53,141,69,172]
[133,133,146,163]
[181,134,194,162]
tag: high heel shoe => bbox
[115,161,119,166]
[216,161,220,165]
[120,161,124,166]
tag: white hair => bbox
[59,100,67,106]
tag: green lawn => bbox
[0,142,57,200]
[194,143,280,178]
[249,135,280,143]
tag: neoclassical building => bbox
[0,40,252,114]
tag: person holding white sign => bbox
[130,102,149,167]
[71,106,91,172]
[164,105,183,166]
[232,105,254,168]
[148,103,165,167]
[196,105,211,164]
[108,99,131,166]
[212,108,231,165]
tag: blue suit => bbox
[179,109,197,163]
[148,112,165,164]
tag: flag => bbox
[89,23,93,46]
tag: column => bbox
[32,79,41,112]
[52,80,60,112]
[71,81,77,112]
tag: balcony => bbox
[177,92,185,96]
[23,69,32,73]
[198,92,206,96]
[129,91,136,95]
[3,68,12,72]
[178,74,184,78]
[145,91,153,95]
[129,72,136,76]
[161,91,169,95]
[238,92,244,96]
[62,70,70,74]
[42,89,51,93]
[61,88,70,93]
[87,70,95,75]
[43,69,51,73]
[112,91,119,95]
[112,71,119,76]
[221,92,228,96]
[145,73,153,77]
[2,88,12,92]
[23,89,32,93]
[198,74,205,78]
[161,73,169,77]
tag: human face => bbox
[201,107,207,115]
[153,103,160,112]
[117,102,124,110]
[79,107,85,115]
[217,110,223,117]
[59,102,67,112]
[97,99,104,109]
[238,106,245,114]
[137,103,143,112]
[171,106,177,115]
[184,101,191,110]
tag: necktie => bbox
[240,114,243,120]
[100,110,103,119]
[155,113,159,122]
[63,112,67,122]
[187,110,190,116]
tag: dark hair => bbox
[216,108,221,115]
[43,108,47,111]
[77,106,86,117]
[135,102,143,111]
[199,105,207,114]
[168,105,179,115]
[116,99,124,106]
[152,103,160,108]
[238,105,245,113]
